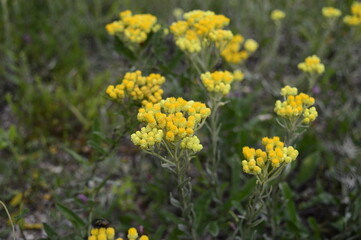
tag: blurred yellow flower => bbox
[105,10,159,43]
[271,9,286,21]
[297,55,325,74]
[170,10,232,53]
[221,35,258,64]
[244,39,258,53]
[343,2,361,26]
[322,7,342,18]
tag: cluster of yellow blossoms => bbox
[131,97,211,152]
[105,10,160,43]
[270,10,286,21]
[274,86,318,124]
[106,71,165,105]
[221,34,258,64]
[322,7,342,18]
[297,55,325,75]
[200,71,234,96]
[344,2,361,26]
[88,227,149,240]
[242,137,299,175]
[233,69,245,81]
[170,10,233,53]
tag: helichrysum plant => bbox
[240,136,298,236]
[274,85,318,144]
[88,226,149,240]
[297,55,325,91]
[170,10,233,71]
[131,97,211,238]
[199,71,239,189]
[343,2,361,26]
[106,70,165,105]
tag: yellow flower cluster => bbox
[131,126,164,149]
[233,70,245,81]
[343,2,361,26]
[271,10,286,21]
[106,71,165,105]
[131,97,211,152]
[88,227,149,240]
[280,85,298,96]
[181,136,203,152]
[297,55,325,74]
[221,34,258,64]
[88,227,115,240]
[200,71,234,96]
[105,10,160,43]
[170,10,233,53]
[242,137,299,175]
[322,7,342,18]
[274,86,318,124]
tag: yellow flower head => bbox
[280,85,298,97]
[132,97,211,152]
[322,7,342,18]
[106,21,124,35]
[89,227,116,240]
[106,71,165,105]
[352,1,361,16]
[242,137,298,175]
[127,228,138,239]
[170,10,232,53]
[201,71,234,96]
[343,2,361,26]
[221,34,258,64]
[244,39,258,53]
[297,55,325,74]
[233,69,245,82]
[106,10,159,43]
[271,9,286,21]
[88,225,150,240]
[275,86,318,124]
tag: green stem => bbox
[173,148,198,240]
[256,22,282,72]
[1,0,10,47]
[207,96,222,199]
[144,150,176,170]
[0,200,16,240]
[242,181,267,238]
[307,73,318,93]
